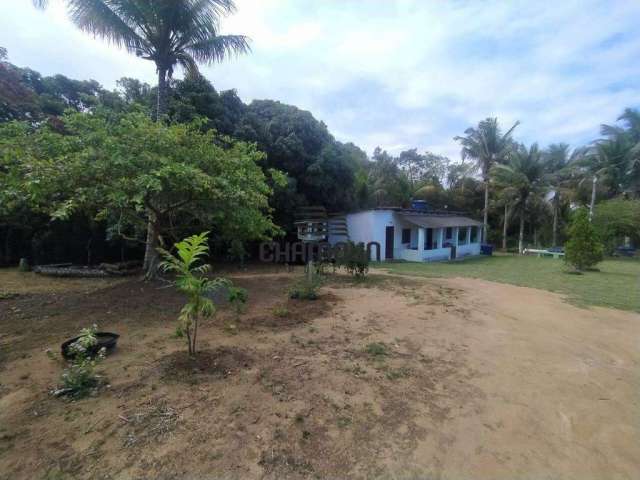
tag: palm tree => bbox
[493,188,517,251]
[34,0,249,120]
[600,108,640,197]
[542,143,578,246]
[34,0,250,277]
[491,143,546,254]
[454,118,520,243]
[573,136,632,205]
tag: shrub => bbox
[159,232,230,356]
[565,208,604,272]
[364,342,388,358]
[289,275,322,300]
[58,325,105,399]
[228,286,248,317]
[342,241,369,278]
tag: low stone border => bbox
[33,261,142,278]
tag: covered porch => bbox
[393,214,483,262]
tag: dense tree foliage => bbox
[1,44,639,266]
[592,198,640,253]
[0,110,279,271]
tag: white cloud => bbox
[1,0,640,159]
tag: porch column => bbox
[417,227,425,260]
[437,228,444,248]
[466,226,471,244]
[453,227,459,247]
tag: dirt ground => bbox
[0,267,638,480]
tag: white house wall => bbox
[329,209,482,262]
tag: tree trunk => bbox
[518,214,525,254]
[502,203,509,251]
[483,179,489,244]
[192,316,198,356]
[156,66,168,121]
[533,227,538,248]
[142,212,160,279]
[589,175,597,222]
[552,195,558,247]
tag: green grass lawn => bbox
[376,255,640,312]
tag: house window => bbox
[445,227,453,240]
[401,228,411,244]
[470,226,478,243]
[458,227,467,245]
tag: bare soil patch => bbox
[160,347,254,383]
[0,266,638,479]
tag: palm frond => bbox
[185,34,250,64]
[66,0,147,54]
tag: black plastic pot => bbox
[61,332,120,360]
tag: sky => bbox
[2,0,640,160]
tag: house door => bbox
[385,226,394,259]
[425,228,433,250]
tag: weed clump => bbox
[364,342,389,359]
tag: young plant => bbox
[228,286,248,318]
[57,324,105,399]
[159,232,229,356]
[226,286,248,333]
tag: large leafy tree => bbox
[0,111,279,275]
[592,198,640,253]
[454,118,519,242]
[0,51,42,121]
[33,0,250,275]
[396,149,450,189]
[368,147,411,207]
[34,0,249,120]
[491,143,546,254]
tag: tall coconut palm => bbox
[573,136,632,202]
[491,143,545,254]
[542,143,579,246]
[454,117,519,243]
[600,108,640,197]
[34,0,249,120]
[492,188,517,251]
[34,0,250,277]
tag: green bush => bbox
[364,342,389,358]
[289,275,322,300]
[342,241,369,278]
[565,208,604,272]
[228,286,248,316]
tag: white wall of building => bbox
[328,209,482,262]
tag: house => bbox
[327,201,484,262]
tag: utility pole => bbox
[589,175,597,222]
